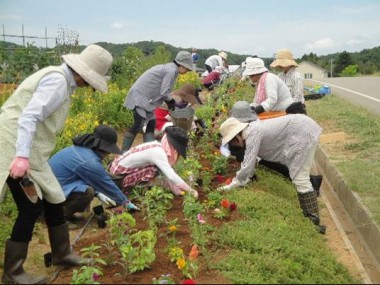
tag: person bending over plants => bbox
[49,124,139,229]
[122,51,194,151]
[109,126,198,199]
[217,115,326,234]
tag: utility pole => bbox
[330,58,334,78]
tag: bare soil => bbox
[18,141,369,284]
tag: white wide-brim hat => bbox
[220,117,248,145]
[62,44,113,93]
[270,49,298,68]
[242,57,268,76]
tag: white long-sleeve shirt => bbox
[112,141,191,191]
[254,73,294,112]
[205,55,224,70]
[16,64,76,157]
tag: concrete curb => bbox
[315,145,380,266]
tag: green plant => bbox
[213,198,237,220]
[117,229,157,277]
[141,186,174,228]
[70,244,107,284]
[108,211,136,247]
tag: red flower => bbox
[214,174,225,183]
[229,202,237,211]
[182,279,197,284]
[221,199,230,208]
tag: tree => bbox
[340,64,358,77]
[334,51,353,76]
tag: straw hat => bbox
[231,101,257,123]
[165,126,189,159]
[270,49,298,68]
[175,51,194,71]
[242,57,268,76]
[220,117,248,145]
[172,83,203,105]
[72,124,121,154]
[62,44,113,93]
[219,51,228,60]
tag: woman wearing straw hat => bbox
[109,126,198,199]
[270,49,306,112]
[123,51,194,152]
[217,115,326,234]
[204,51,228,73]
[0,44,113,284]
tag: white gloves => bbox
[220,144,231,157]
[96,192,116,207]
[217,178,248,192]
[188,189,199,199]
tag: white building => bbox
[297,61,328,80]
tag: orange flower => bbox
[176,258,186,269]
[221,199,230,208]
[169,225,177,232]
[225,178,232,185]
[189,244,199,261]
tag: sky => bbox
[1,0,380,58]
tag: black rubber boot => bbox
[143,132,155,143]
[297,191,326,234]
[2,239,48,284]
[310,175,323,196]
[48,223,91,267]
[121,131,137,152]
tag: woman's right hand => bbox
[9,157,30,179]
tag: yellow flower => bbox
[169,225,177,232]
[176,258,186,270]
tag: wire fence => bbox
[0,25,81,83]
[1,24,57,48]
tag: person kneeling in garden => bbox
[49,124,139,229]
[109,126,198,199]
[217,115,326,234]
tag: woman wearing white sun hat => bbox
[0,44,113,284]
[217,115,326,234]
[243,57,296,115]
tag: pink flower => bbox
[197,213,206,224]
[92,273,100,281]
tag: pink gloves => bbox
[9,157,30,179]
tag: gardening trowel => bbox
[19,176,39,204]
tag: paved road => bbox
[305,77,380,116]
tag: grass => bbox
[306,95,380,224]
[209,169,356,284]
